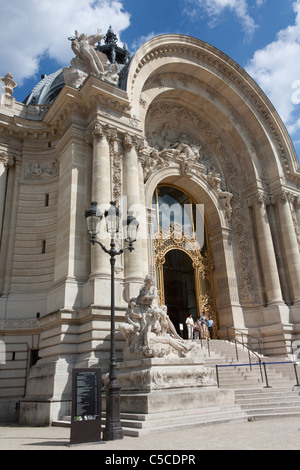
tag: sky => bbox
[1,0,300,159]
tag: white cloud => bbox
[0,0,131,85]
[246,0,300,140]
[131,32,161,52]
[183,0,260,38]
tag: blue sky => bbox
[1,0,300,159]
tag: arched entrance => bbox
[152,184,217,338]
[163,249,197,338]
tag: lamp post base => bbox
[103,382,124,441]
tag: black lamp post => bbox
[85,201,139,441]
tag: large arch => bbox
[127,34,299,186]
[127,34,300,344]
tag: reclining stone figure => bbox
[119,275,195,358]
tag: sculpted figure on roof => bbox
[69,29,106,76]
[64,28,119,87]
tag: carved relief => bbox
[24,159,59,179]
[109,129,123,201]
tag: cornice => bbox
[0,112,59,141]
[0,76,133,142]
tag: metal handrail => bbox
[223,325,264,356]
[215,360,300,389]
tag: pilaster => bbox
[272,191,300,305]
[248,193,283,306]
[0,154,21,298]
[0,151,14,237]
[48,125,90,312]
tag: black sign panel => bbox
[70,368,102,445]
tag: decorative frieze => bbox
[24,159,59,180]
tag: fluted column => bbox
[87,122,111,276]
[123,134,144,280]
[249,193,283,304]
[0,152,14,237]
[272,191,300,303]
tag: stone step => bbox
[52,405,248,437]
[120,404,239,422]
[237,400,300,410]
[245,411,300,421]
[120,406,246,429]
[234,386,299,396]
[235,392,300,402]
[247,406,300,415]
[121,414,248,437]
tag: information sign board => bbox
[70,368,102,445]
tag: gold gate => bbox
[154,223,216,323]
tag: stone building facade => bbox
[0,29,300,424]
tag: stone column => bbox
[0,152,14,237]
[87,122,111,277]
[248,193,283,305]
[272,191,300,303]
[123,133,144,283]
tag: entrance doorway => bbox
[152,184,217,337]
[163,250,197,339]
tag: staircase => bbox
[200,339,300,422]
[235,388,300,420]
[52,340,300,436]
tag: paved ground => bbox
[0,417,299,452]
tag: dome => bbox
[23,69,64,105]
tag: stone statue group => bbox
[119,275,196,358]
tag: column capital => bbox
[271,190,294,206]
[247,192,270,208]
[123,133,144,153]
[85,121,111,144]
[295,196,300,208]
[0,151,15,168]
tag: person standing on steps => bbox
[185,314,194,340]
[206,315,214,339]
